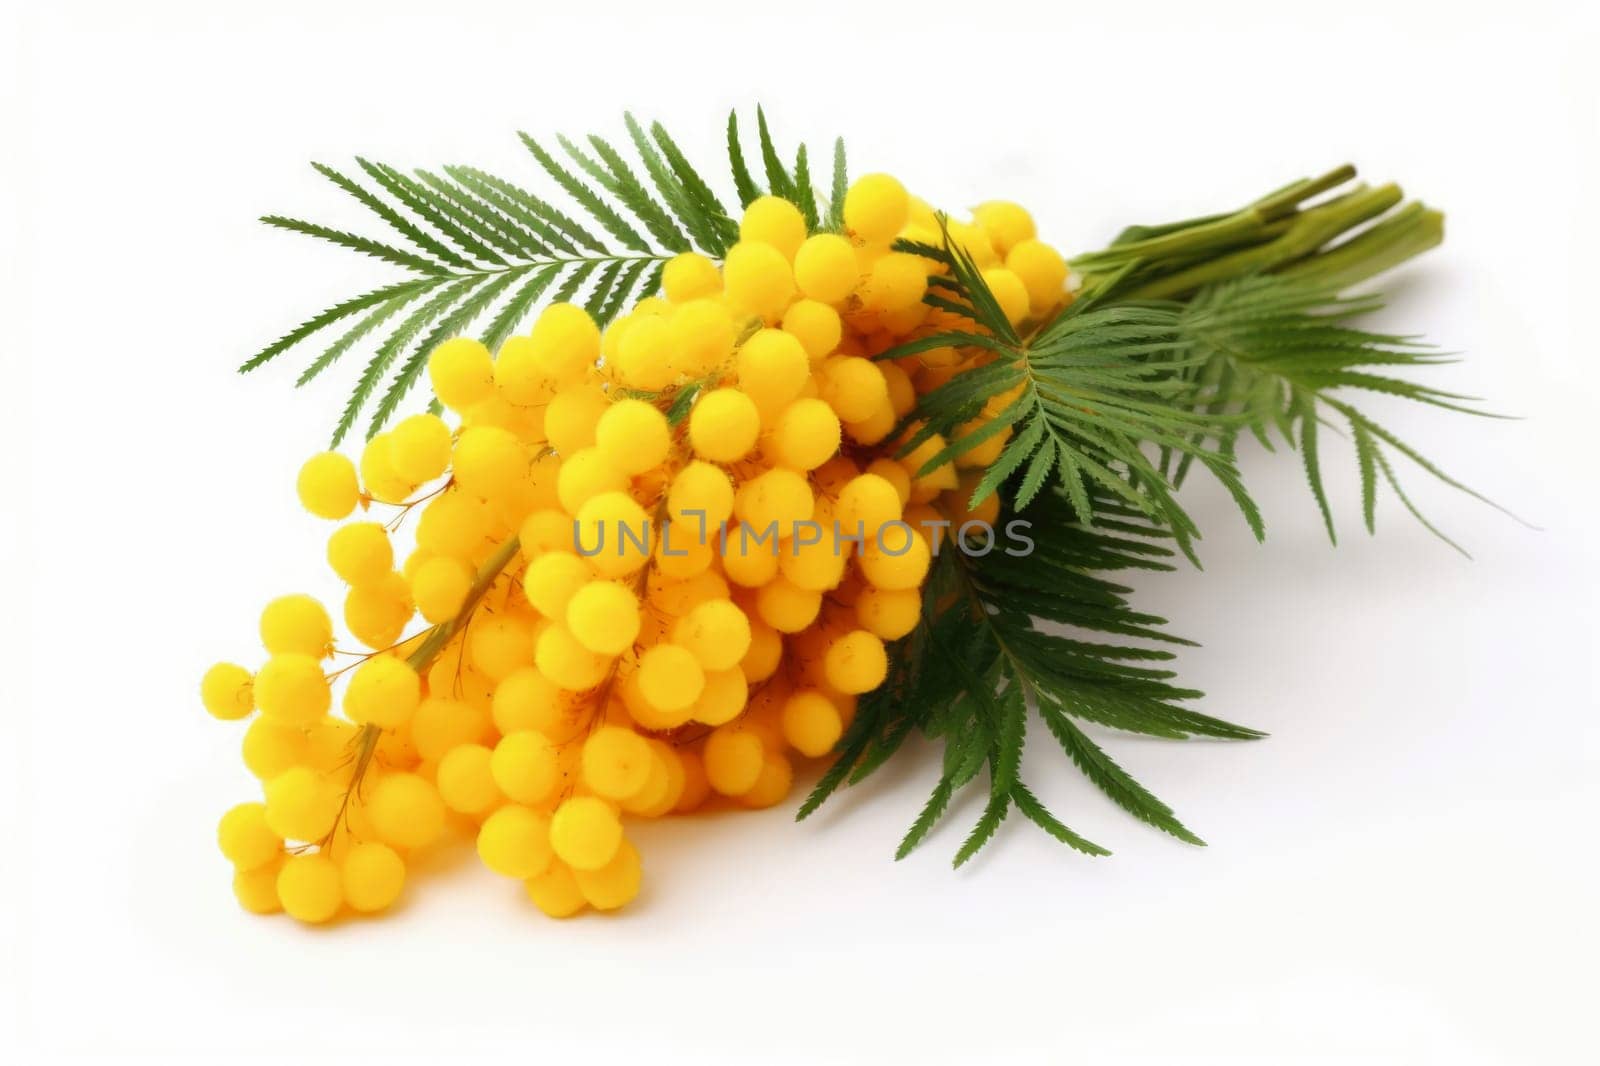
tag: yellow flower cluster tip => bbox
[204,173,1072,923]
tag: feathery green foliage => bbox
[804,165,1502,861]
[801,489,1235,864]
[886,225,1261,562]
[885,174,1493,556]
[1172,278,1508,551]
[245,108,840,445]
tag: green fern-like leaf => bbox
[1176,276,1515,551]
[883,221,1261,559]
[805,489,1236,864]
[518,133,653,253]
[333,278,476,445]
[356,157,508,264]
[259,215,449,274]
[242,277,438,374]
[792,143,820,231]
[247,109,844,441]
[567,134,690,252]
[755,105,795,200]
[367,270,522,437]
[311,162,471,268]
[295,287,436,388]
[725,110,763,208]
[825,138,848,232]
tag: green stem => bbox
[1252,164,1358,220]
[324,532,524,852]
[1075,164,1359,273]
[1073,165,1441,304]
[1278,203,1444,289]
[405,534,523,671]
[433,252,675,283]
[1127,183,1404,299]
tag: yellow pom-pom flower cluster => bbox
[206,177,1071,922]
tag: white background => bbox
[5,1,1598,1062]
